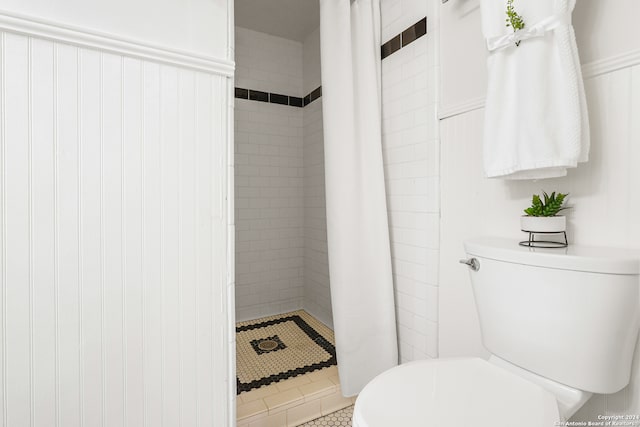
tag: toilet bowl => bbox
[353,358,560,427]
[353,237,640,427]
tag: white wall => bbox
[572,0,640,66]
[381,0,430,41]
[303,27,322,95]
[380,0,440,362]
[0,5,234,427]
[438,0,640,420]
[439,0,640,115]
[233,26,335,327]
[301,27,332,328]
[439,0,485,115]
[0,0,231,59]
[302,98,331,328]
[234,28,305,321]
[235,27,303,95]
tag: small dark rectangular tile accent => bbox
[303,94,311,106]
[234,87,249,99]
[309,86,322,103]
[401,17,427,48]
[289,96,303,107]
[248,89,269,102]
[381,34,401,59]
[270,93,289,105]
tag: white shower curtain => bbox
[319,0,398,396]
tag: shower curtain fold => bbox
[319,0,398,397]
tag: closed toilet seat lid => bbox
[353,358,560,427]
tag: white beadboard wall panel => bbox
[439,64,640,420]
[31,37,57,427]
[56,42,82,427]
[4,31,33,427]
[122,56,144,427]
[160,65,181,427]
[177,69,198,427]
[0,28,233,427]
[194,72,216,427]
[141,61,163,427]
[79,47,103,427]
[102,51,125,427]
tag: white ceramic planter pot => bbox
[520,215,566,233]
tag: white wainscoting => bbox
[0,22,234,427]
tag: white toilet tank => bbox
[464,237,640,395]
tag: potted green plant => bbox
[521,191,569,233]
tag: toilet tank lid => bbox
[464,237,640,275]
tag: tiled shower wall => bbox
[381,0,441,362]
[299,14,440,341]
[302,28,333,328]
[235,5,441,361]
[302,99,331,328]
[234,25,333,326]
[235,28,305,321]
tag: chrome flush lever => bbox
[459,258,480,272]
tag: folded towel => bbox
[480,0,589,179]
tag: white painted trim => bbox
[0,10,235,76]
[439,48,640,120]
[581,49,640,79]
[225,75,236,427]
[438,96,485,120]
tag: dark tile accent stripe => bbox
[402,17,427,47]
[381,17,427,59]
[289,96,303,107]
[381,34,401,59]
[234,87,249,99]
[270,93,289,105]
[248,89,269,102]
[309,86,322,103]
[234,17,427,107]
[234,88,318,108]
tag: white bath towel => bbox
[480,0,589,179]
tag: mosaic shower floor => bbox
[236,310,337,394]
[236,310,354,427]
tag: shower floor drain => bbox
[250,335,287,355]
[258,340,279,351]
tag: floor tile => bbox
[300,406,354,426]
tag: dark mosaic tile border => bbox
[381,17,427,59]
[236,315,337,394]
[235,16,426,108]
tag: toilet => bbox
[353,237,640,427]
